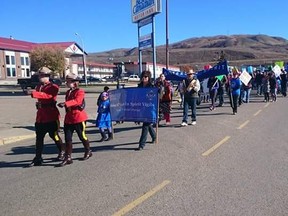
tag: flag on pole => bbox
[162,60,229,82]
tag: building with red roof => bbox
[0,36,115,84]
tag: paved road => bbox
[1,90,288,216]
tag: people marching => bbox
[26,61,288,166]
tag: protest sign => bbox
[239,71,252,86]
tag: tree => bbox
[30,46,67,77]
[180,65,192,73]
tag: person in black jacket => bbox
[136,70,157,151]
[280,69,287,97]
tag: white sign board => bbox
[131,0,161,23]
[272,65,281,77]
[239,71,252,86]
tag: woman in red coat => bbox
[155,74,172,125]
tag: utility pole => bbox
[165,0,169,69]
[75,33,87,86]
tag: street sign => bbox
[138,16,153,28]
[139,34,152,50]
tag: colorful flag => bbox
[274,61,284,69]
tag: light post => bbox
[75,32,87,86]
[165,0,169,69]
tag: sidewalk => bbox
[0,128,35,145]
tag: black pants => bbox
[35,121,61,158]
[64,122,88,143]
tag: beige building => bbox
[0,36,115,84]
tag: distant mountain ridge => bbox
[84,34,288,67]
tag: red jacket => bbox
[31,82,60,123]
[156,79,172,102]
[64,88,87,124]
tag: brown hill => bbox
[83,34,288,68]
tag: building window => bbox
[7,68,16,77]
[6,55,10,64]
[25,57,29,66]
[20,56,30,66]
[5,53,16,78]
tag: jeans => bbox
[139,122,156,148]
[242,88,251,103]
[182,97,197,123]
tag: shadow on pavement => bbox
[13,125,35,131]
[0,140,139,168]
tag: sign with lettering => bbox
[131,0,161,23]
[109,87,158,123]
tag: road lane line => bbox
[202,136,230,157]
[264,103,270,108]
[237,120,250,129]
[253,110,262,116]
[112,180,171,216]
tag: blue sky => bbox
[1,0,287,53]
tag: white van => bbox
[128,75,140,82]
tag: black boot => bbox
[105,132,113,141]
[55,140,65,161]
[58,142,73,167]
[29,140,44,166]
[98,131,107,142]
[82,140,92,160]
[28,157,43,167]
[59,155,73,166]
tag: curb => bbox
[0,134,35,146]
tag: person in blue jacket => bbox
[230,68,242,115]
[96,91,112,141]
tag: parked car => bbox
[80,76,102,83]
[128,75,140,82]
[17,74,62,90]
[101,76,116,82]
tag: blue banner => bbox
[162,69,187,81]
[196,61,229,81]
[109,87,158,123]
[163,61,229,82]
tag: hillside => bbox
[82,34,288,68]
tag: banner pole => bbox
[156,92,159,144]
